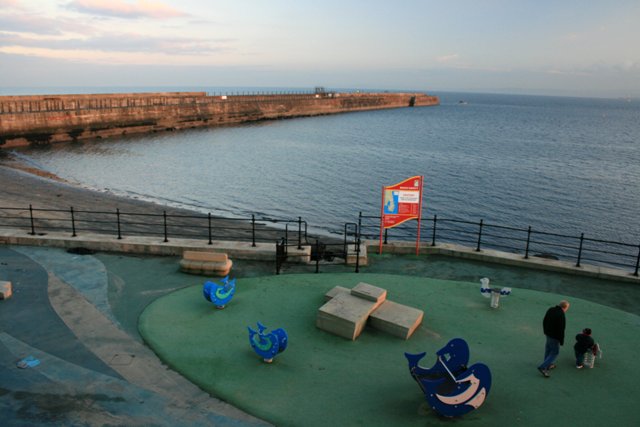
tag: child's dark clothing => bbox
[574,331,595,367]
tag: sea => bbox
[4,88,640,261]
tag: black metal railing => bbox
[2,204,638,276]
[358,212,640,276]
[275,239,356,275]
[0,205,309,247]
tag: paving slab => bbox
[350,282,387,303]
[323,285,349,302]
[369,300,424,339]
[316,291,384,340]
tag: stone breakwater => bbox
[0,91,439,147]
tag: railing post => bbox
[355,227,361,273]
[276,239,281,275]
[384,228,388,245]
[29,204,35,235]
[252,214,256,247]
[163,210,168,242]
[208,213,212,245]
[476,219,484,252]
[116,208,122,240]
[285,224,289,249]
[298,217,302,249]
[315,239,320,274]
[576,233,584,267]
[524,226,532,259]
[344,223,352,263]
[431,215,437,246]
[357,212,363,250]
[634,244,640,277]
[70,207,76,237]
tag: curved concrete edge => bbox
[0,230,277,260]
[0,332,264,426]
[46,269,271,426]
[12,246,117,325]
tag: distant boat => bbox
[458,100,468,105]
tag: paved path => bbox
[0,246,271,426]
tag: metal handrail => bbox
[358,212,639,276]
[0,204,308,247]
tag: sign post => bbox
[379,176,424,255]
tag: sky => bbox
[0,0,639,98]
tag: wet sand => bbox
[0,158,286,242]
[0,158,191,212]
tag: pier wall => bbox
[0,91,439,147]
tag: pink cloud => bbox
[436,54,460,64]
[68,0,187,19]
[0,0,21,8]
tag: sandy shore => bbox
[0,156,287,242]
[0,157,194,213]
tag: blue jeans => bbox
[538,336,560,370]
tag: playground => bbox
[1,246,639,426]
[139,270,638,426]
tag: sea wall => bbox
[0,91,439,148]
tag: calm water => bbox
[8,91,640,245]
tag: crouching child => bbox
[574,328,601,369]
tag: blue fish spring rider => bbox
[405,338,492,417]
[248,322,288,363]
[203,275,236,309]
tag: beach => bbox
[0,156,288,243]
[0,157,196,213]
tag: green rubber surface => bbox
[139,273,639,426]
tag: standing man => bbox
[537,300,570,378]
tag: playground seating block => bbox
[0,281,12,300]
[180,251,232,276]
[369,300,423,340]
[351,282,387,303]
[316,292,385,340]
[324,286,349,302]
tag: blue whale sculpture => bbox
[248,322,288,363]
[203,275,236,309]
[405,338,492,417]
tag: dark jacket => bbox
[543,305,566,345]
[574,333,595,354]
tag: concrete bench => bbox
[316,292,386,340]
[369,300,424,340]
[318,283,423,340]
[0,281,12,300]
[179,251,232,276]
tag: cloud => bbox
[0,9,99,37]
[435,53,459,63]
[0,14,80,36]
[546,68,591,77]
[0,0,20,8]
[67,0,187,19]
[0,31,233,56]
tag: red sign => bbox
[381,176,423,229]
[379,176,424,255]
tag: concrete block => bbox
[369,300,423,340]
[182,250,228,263]
[179,254,232,276]
[316,292,385,340]
[346,244,368,266]
[324,286,350,302]
[351,282,387,303]
[0,281,12,300]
